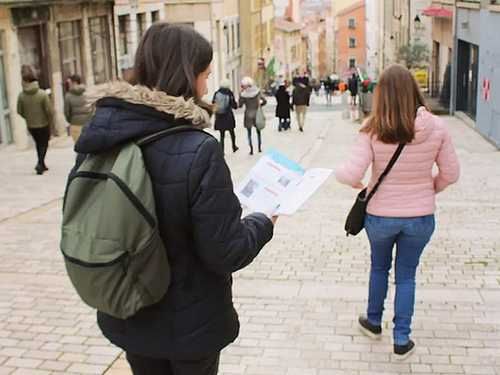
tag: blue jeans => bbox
[364,214,435,345]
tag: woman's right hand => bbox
[353,182,364,189]
[271,216,278,225]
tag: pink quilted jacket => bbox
[336,107,460,217]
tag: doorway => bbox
[0,31,12,145]
[456,40,479,120]
[18,24,51,90]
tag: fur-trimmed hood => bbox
[76,81,212,155]
[87,81,212,129]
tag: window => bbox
[118,15,130,56]
[348,18,356,29]
[58,21,83,81]
[224,26,230,54]
[237,21,241,49]
[89,16,112,84]
[254,25,261,50]
[349,58,356,68]
[137,13,146,42]
[231,23,235,53]
[152,10,160,23]
[349,37,356,48]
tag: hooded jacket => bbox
[239,86,267,129]
[17,81,54,129]
[64,84,93,126]
[292,83,311,107]
[336,107,460,217]
[73,82,274,359]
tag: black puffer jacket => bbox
[74,82,274,360]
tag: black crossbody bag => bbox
[344,143,406,236]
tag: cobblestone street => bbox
[0,98,499,375]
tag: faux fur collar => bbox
[88,81,211,129]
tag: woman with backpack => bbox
[336,64,460,360]
[239,76,267,155]
[212,80,238,154]
[72,23,277,374]
[17,65,54,175]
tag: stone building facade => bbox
[0,0,116,148]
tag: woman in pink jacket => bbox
[336,65,460,359]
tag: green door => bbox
[0,31,12,145]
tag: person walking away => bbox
[212,80,239,154]
[348,73,359,106]
[275,84,292,131]
[17,65,54,175]
[292,81,311,132]
[324,77,332,105]
[239,77,267,155]
[71,24,277,375]
[64,74,93,144]
[335,64,460,360]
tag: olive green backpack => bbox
[60,126,196,319]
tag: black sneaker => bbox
[394,340,416,360]
[358,316,382,340]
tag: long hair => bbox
[132,23,213,101]
[362,64,427,144]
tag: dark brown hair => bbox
[21,65,37,83]
[132,23,213,100]
[69,74,82,84]
[362,64,427,144]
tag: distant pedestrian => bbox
[275,84,292,131]
[292,80,311,132]
[17,65,54,175]
[324,77,333,105]
[212,80,239,154]
[336,64,460,360]
[64,74,93,144]
[239,76,267,155]
[348,73,359,106]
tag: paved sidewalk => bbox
[0,99,499,375]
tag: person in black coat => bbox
[73,23,276,375]
[212,80,239,154]
[348,73,359,105]
[275,84,292,131]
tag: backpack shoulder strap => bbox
[136,125,206,147]
[366,143,406,202]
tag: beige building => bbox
[0,0,116,149]
[303,14,328,79]
[239,0,274,88]
[114,0,165,79]
[273,0,306,81]
[425,0,454,97]
[378,0,433,70]
[274,18,305,81]
[164,0,241,95]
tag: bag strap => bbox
[136,125,204,147]
[366,143,406,202]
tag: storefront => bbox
[0,0,115,148]
[452,3,500,148]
